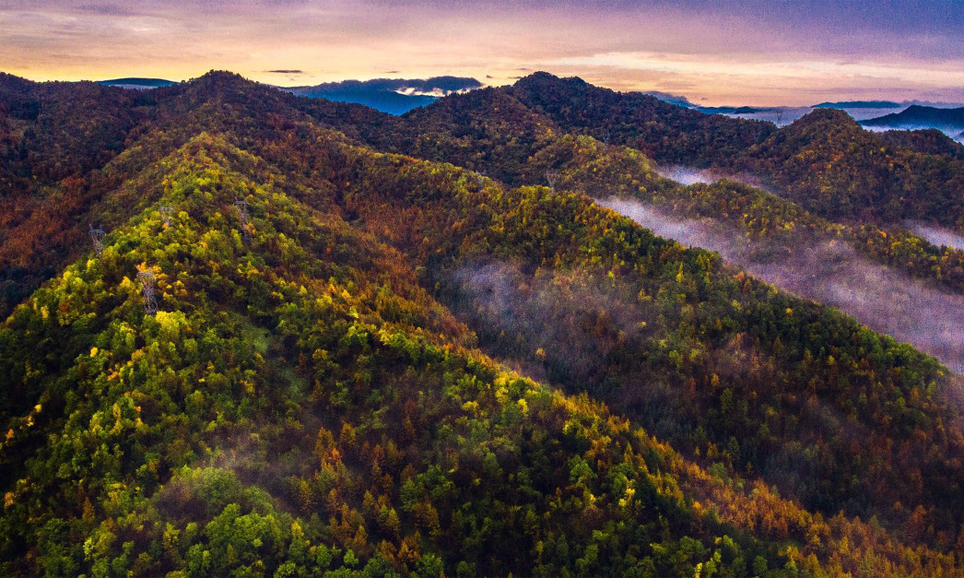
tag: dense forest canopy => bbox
[3,70,964,577]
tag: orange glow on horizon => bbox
[2,2,962,107]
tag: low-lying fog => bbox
[599,198,964,373]
[654,166,774,193]
[906,221,964,251]
[725,106,920,127]
[655,166,721,186]
[722,106,964,143]
[861,124,964,143]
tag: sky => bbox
[1,0,963,106]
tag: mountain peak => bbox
[155,70,281,110]
[513,71,589,90]
[191,69,252,87]
[792,106,859,127]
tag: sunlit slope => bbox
[4,128,964,577]
[6,133,781,577]
[3,133,723,576]
[0,70,397,317]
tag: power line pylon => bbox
[137,269,159,316]
[89,224,106,256]
[234,197,252,244]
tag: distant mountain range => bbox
[282,76,482,115]
[642,92,774,115]
[96,77,177,89]
[90,78,964,130]
[642,94,917,122]
[861,105,964,131]
[94,75,482,115]
[813,100,901,109]
[697,105,775,114]
[687,100,964,131]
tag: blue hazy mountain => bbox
[861,105,964,131]
[96,77,177,89]
[642,91,774,115]
[641,91,696,108]
[698,105,775,114]
[282,76,482,115]
[813,100,901,109]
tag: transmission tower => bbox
[137,270,159,316]
[600,129,611,145]
[545,170,559,192]
[89,224,106,256]
[234,197,252,244]
[159,205,174,227]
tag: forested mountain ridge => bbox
[877,128,964,160]
[4,70,964,576]
[742,109,964,226]
[0,130,884,578]
[0,70,361,315]
[298,73,964,320]
[505,72,777,166]
[406,72,964,233]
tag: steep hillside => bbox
[0,71,369,316]
[0,76,160,315]
[0,134,837,575]
[304,81,964,314]
[337,135,964,537]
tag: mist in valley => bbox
[655,165,777,196]
[655,166,722,186]
[599,198,964,373]
[723,106,923,127]
[449,262,654,388]
[907,221,964,251]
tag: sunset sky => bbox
[2,0,962,106]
